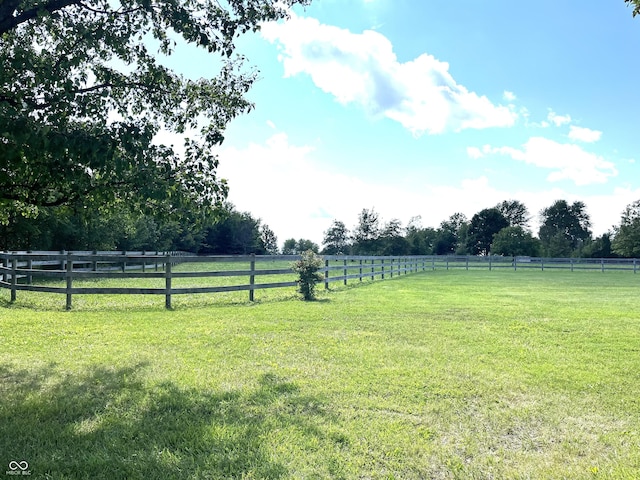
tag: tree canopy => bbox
[491,226,540,257]
[626,0,640,17]
[465,208,509,255]
[0,0,308,220]
[495,200,530,229]
[282,238,319,255]
[612,200,640,257]
[538,200,591,255]
[322,220,349,255]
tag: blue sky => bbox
[176,1,640,247]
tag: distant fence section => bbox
[1,252,638,309]
[425,255,640,273]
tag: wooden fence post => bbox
[26,251,33,284]
[381,259,385,279]
[324,259,329,290]
[343,259,348,286]
[10,256,17,302]
[165,256,172,309]
[634,259,637,274]
[66,252,73,310]
[489,256,492,271]
[249,254,255,302]
[359,259,363,282]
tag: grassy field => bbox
[1,269,639,479]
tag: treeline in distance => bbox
[4,199,640,258]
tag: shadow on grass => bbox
[0,363,330,479]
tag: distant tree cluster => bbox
[5,197,640,258]
[281,238,320,255]
[318,199,633,259]
[0,202,277,255]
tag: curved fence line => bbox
[1,252,638,309]
[0,251,430,309]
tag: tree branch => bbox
[0,94,20,108]
[77,1,147,16]
[26,81,162,110]
[0,0,81,35]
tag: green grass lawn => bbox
[1,270,639,479]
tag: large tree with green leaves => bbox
[379,218,409,255]
[322,220,350,255]
[491,226,541,257]
[282,238,319,255]
[201,204,268,255]
[465,208,509,256]
[495,199,530,229]
[352,208,381,255]
[0,0,307,219]
[433,212,468,255]
[538,200,592,256]
[612,200,640,257]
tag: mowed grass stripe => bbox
[1,270,639,479]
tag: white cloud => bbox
[503,91,516,102]
[261,14,516,135]
[568,125,602,143]
[547,110,572,127]
[218,132,631,246]
[466,147,484,159]
[478,137,617,186]
[218,133,506,245]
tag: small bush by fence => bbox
[1,252,639,309]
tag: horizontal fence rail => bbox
[0,251,431,309]
[426,255,640,273]
[1,252,638,309]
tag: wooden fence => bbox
[1,252,638,309]
[425,255,640,272]
[0,251,429,309]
